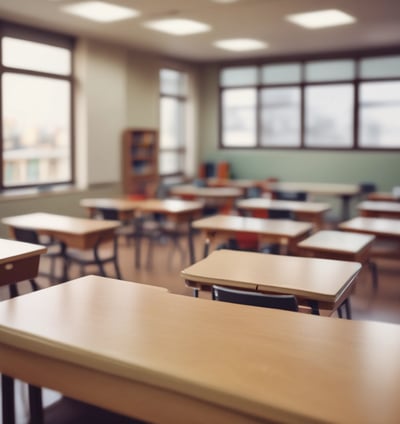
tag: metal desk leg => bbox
[187,222,195,264]
[2,374,15,424]
[28,384,43,424]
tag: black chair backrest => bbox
[13,228,40,244]
[98,208,119,220]
[246,186,262,198]
[273,190,307,201]
[212,285,299,312]
[359,182,377,194]
[267,208,295,220]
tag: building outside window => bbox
[219,53,400,150]
[0,23,74,190]
[159,68,187,176]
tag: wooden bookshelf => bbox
[122,128,159,196]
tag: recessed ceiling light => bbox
[62,1,140,23]
[214,38,268,52]
[285,9,356,29]
[143,18,211,36]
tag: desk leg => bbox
[60,242,68,282]
[2,374,15,424]
[341,195,351,221]
[134,217,142,269]
[28,384,43,424]
[188,222,195,264]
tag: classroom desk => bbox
[237,197,331,229]
[1,275,400,424]
[357,200,400,219]
[367,192,400,202]
[2,213,120,281]
[169,184,243,212]
[265,182,360,220]
[339,217,400,260]
[192,214,313,257]
[297,230,377,295]
[0,238,47,293]
[80,198,204,266]
[181,249,361,316]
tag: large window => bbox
[159,69,187,176]
[220,53,400,150]
[0,23,74,190]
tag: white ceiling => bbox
[1,0,400,62]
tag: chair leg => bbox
[344,298,352,320]
[9,284,19,299]
[29,279,40,291]
[2,374,15,424]
[368,260,378,292]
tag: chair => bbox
[272,190,307,201]
[12,227,63,285]
[212,285,299,312]
[359,182,377,198]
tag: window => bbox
[0,23,74,190]
[159,69,187,176]
[219,53,400,150]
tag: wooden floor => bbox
[1,231,400,423]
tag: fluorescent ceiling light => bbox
[144,18,211,36]
[214,38,268,52]
[285,9,356,29]
[62,1,140,23]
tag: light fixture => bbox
[285,9,356,29]
[61,1,140,23]
[143,18,211,36]
[214,38,268,52]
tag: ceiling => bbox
[1,0,400,63]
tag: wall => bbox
[198,65,400,191]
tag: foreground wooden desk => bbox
[237,197,331,229]
[2,275,400,424]
[2,213,120,281]
[265,181,360,220]
[192,214,313,256]
[357,200,400,219]
[181,249,361,316]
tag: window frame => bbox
[0,20,75,191]
[218,47,400,151]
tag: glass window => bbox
[360,56,400,79]
[359,81,400,148]
[261,63,301,84]
[1,26,73,190]
[260,87,301,147]
[305,84,354,148]
[305,60,355,82]
[220,66,258,87]
[221,88,257,147]
[159,69,187,176]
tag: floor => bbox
[1,230,399,423]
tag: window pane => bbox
[2,73,71,187]
[221,88,257,147]
[160,69,187,96]
[2,37,71,75]
[160,97,184,149]
[220,67,258,87]
[359,81,400,148]
[261,63,301,84]
[360,56,400,79]
[159,151,183,175]
[305,84,354,148]
[260,88,301,147]
[305,60,355,82]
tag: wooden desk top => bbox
[206,178,262,189]
[192,214,313,238]
[298,230,375,255]
[0,238,47,265]
[357,201,400,214]
[237,198,331,213]
[170,184,243,198]
[367,192,400,202]
[80,197,143,211]
[267,182,360,196]
[181,249,361,303]
[2,212,120,235]
[1,275,398,424]
[339,217,400,238]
